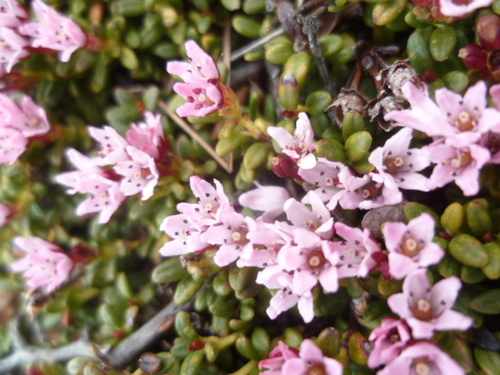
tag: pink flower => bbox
[260,340,343,375]
[377,342,465,375]
[114,147,159,200]
[369,127,430,192]
[202,204,255,267]
[166,39,220,84]
[439,0,492,17]
[0,26,29,75]
[334,168,402,210]
[491,84,500,110]
[267,113,317,169]
[331,222,382,278]
[368,317,412,369]
[259,341,299,375]
[298,157,346,205]
[0,0,28,28]
[10,236,73,293]
[87,125,129,166]
[159,213,211,257]
[125,112,166,160]
[387,269,473,339]
[0,93,51,137]
[171,78,223,117]
[383,213,444,280]
[166,40,223,117]
[19,0,87,62]
[385,81,500,147]
[0,202,11,227]
[238,183,290,222]
[55,149,125,223]
[425,142,490,196]
[283,192,334,240]
[0,126,27,164]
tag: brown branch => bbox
[158,101,232,173]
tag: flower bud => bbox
[459,44,488,70]
[477,14,500,51]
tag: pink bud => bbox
[477,14,500,51]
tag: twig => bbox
[0,320,93,373]
[158,101,232,173]
[105,300,188,370]
[230,27,285,62]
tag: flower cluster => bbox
[368,269,472,374]
[166,40,236,118]
[56,112,168,223]
[259,340,343,375]
[385,81,500,196]
[0,92,50,164]
[0,0,86,76]
[10,236,73,293]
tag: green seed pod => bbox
[284,328,303,349]
[345,131,372,162]
[465,198,492,237]
[180,349,204,375]
[403,202,439,224]
[482,242,500,279]
[232,15,261,38]
[243,0,265,14]
[348,332,369,366]
[430,25,457,62]
[236,336,262,361]
[460,264,485,284]
[251,327,271,357]
[319,33,343,57]
[437,253,461,278]
[265,41,294,65]
[475,347,500,375]
[67,357,96,375]
[279,52,311,110]
[470,289,500,315]
[315,139,347,163]
[407,27,434,74]
[175,311,200,341]
[372,0,407,26]
[362,299,389,322]
[441,202,465,235]
[316,327,341,358]
[243,142,271,170]
[152,257,188,284]
[221,0,240,10]
[174,274,205,305]
[305,91,332,116]
[449,234,489,268]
